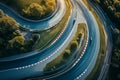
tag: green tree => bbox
[23,3,45,19]
[0,10,35,58]
[8,36,25,49]
[70,41,78,53]
[63,49,71,59]
[113,28,120,48]
[0,16,19,39]
[45,0,56,13]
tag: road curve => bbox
[0,0,66,62]
[0,0,66,31]
[0,0,78,79]
[0,0,59,22]
[87,0,113,80]
[43,0,100,80]
[0,0,113,80]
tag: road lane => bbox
[0,0,78,79]
[46,0,100,80]
[0,0,66,30]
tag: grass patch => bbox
[44,23,86,72]
[33,0,72,50]
[82,0,107,79]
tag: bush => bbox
[8,36,25,48]
[95,0,120,29]
[70,41,78,53]
[22,3,45,19]
[77,32,82,43]
[113,28,120,48]
[0,10,35,58]
[63,49,71,59]
[3,0,56,20]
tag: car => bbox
[90,37,92,44]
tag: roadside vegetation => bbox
[83,0,107,79]
[44,23,86,72]
[107,28,120,80]
[0,10,36,58]
[0,0,72,57]
[33,0,72,50]
[2,0,56,20]
[94,0,120,30]
[94,0,120,80]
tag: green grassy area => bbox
[83,0,107,79]
[33,0,72,50]
[44,23,86,72]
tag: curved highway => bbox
[87,0,113,80]
[0,0,113,80]
[45,0,100,80]
[0,0,78,79]
[0,0,66,31]
[0,0,66,62]
[0,0,59,22]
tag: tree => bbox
[0,16,19,38]
[0,10,35,57]
[70,41,78,53]
[3,0,56,20]
[112,28,120,48]
[63,49,71,59]
[95,0,120,79]
[114,0,120,11]
[77,32,82,43]
[45,0,56,13]
[8,36,25,49]
[94,0,101,4]
[115,12,120,19]
[22,3,45,19]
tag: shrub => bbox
[22,3,45,19]
[70,41,78,53]
[63,49,71,59]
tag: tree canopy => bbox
[94,0,120,30]
[0,10,34,58]
[70,41,78,52]
[2,0,56,20]
[95,1,120,78]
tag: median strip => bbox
[43,23,87,72]
[33,0,72,51]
